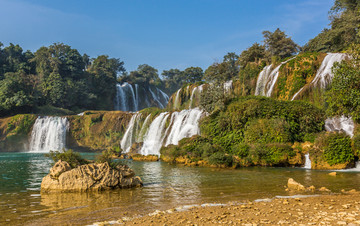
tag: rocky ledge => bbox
[41,160,143,192]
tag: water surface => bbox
[1,152,360,225]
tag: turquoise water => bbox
[1,152,360,225]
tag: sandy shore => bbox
[93,192,360,225]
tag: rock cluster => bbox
[41,160,142,192]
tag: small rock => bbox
[287,178,305,191]
[328,172,337,176]
[319,187,331,192]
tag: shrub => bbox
[231,143,250,158]
[248,143,294,166]
[315,132,354,166]
[96,149,120,169]
[244,118,291,144]
[208,152,233,167]
[45,149,89,168]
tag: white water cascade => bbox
[115,83,138,111]
[115,83,169,111]
[29,116,68,153]
[174,89,182,109]
[325,116,355,137]
[189,85,204,109]
[255,58,294,97]
[120,108,204,156]
[303,153,311,169]
[291,53,347,100]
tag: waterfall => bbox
[140,113,170,156]
[224,80,233,93]
[115,83,169,111]
[255,58,295,97]
[174,89,181,109]
[115,83,138,111]
[291,53,347,100]
[189,84,204,109]
[120,113,142,153]
[120,108,204,156]
[165,108,203,146]
[303,153,311,169]
[29,116,68,153]
[255,65,273,96]
[325,116,354,137]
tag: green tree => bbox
[88,55,125,109]
[326,45,360,122]
[183,66,203,83]
[303,0,360,52]
[0,72,34,115]
[237,43,267,68]
[262,28,300,59]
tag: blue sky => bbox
[0,0,333,74]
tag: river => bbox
[1,152,360,225]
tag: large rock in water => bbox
[41,160,143,192]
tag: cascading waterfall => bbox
[165,108,203,146]
[174,89,181,109]
[255,65,273,96]
[140,113,170,156]
[291,53,347,100]
[325,116,354,137]
[224,80,233,93]
[29,116,68,153]
[303,153,311,169]
[189,84,204,109]
[115,83,138,111]
[255,58,295,97]
[120,108,204,156]
[120,113,143,152]
[115,83,169,111]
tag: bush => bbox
[200,96,325,149]
[45,149,89,168]
[315,132,354,166]
[244,118,291,144]
[96,149,120,169]
[208,152,233,167]
[248,143,294,166]
[231,143,250,158]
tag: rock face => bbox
[41,160,143,192]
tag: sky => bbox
[0,0,334,74]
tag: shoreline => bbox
[91,191,360,225]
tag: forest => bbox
[0,0,359,118]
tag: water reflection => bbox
[1,153,360,225]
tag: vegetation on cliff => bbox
[161,96,324,167]
[303,0,360,52]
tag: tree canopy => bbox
[303,0,360,52]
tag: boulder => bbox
[41,161,142,192]
[287,178,305,191]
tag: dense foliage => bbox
[45,149,89,168]
[303,0,360,52]
[314,132,354,166]
[326,45,360,122]
[0,42,125,116]
[201,96,325,149]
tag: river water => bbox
[1,152,360,225]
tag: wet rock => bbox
[41,160,143,192]
[49,160,71,179]
[287,178,305,191]
[131,154,159,162]
[328,172,337,176]
[319,187,331,192]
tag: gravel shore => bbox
[97,191,360,225]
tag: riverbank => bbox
[94,191,360,225]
